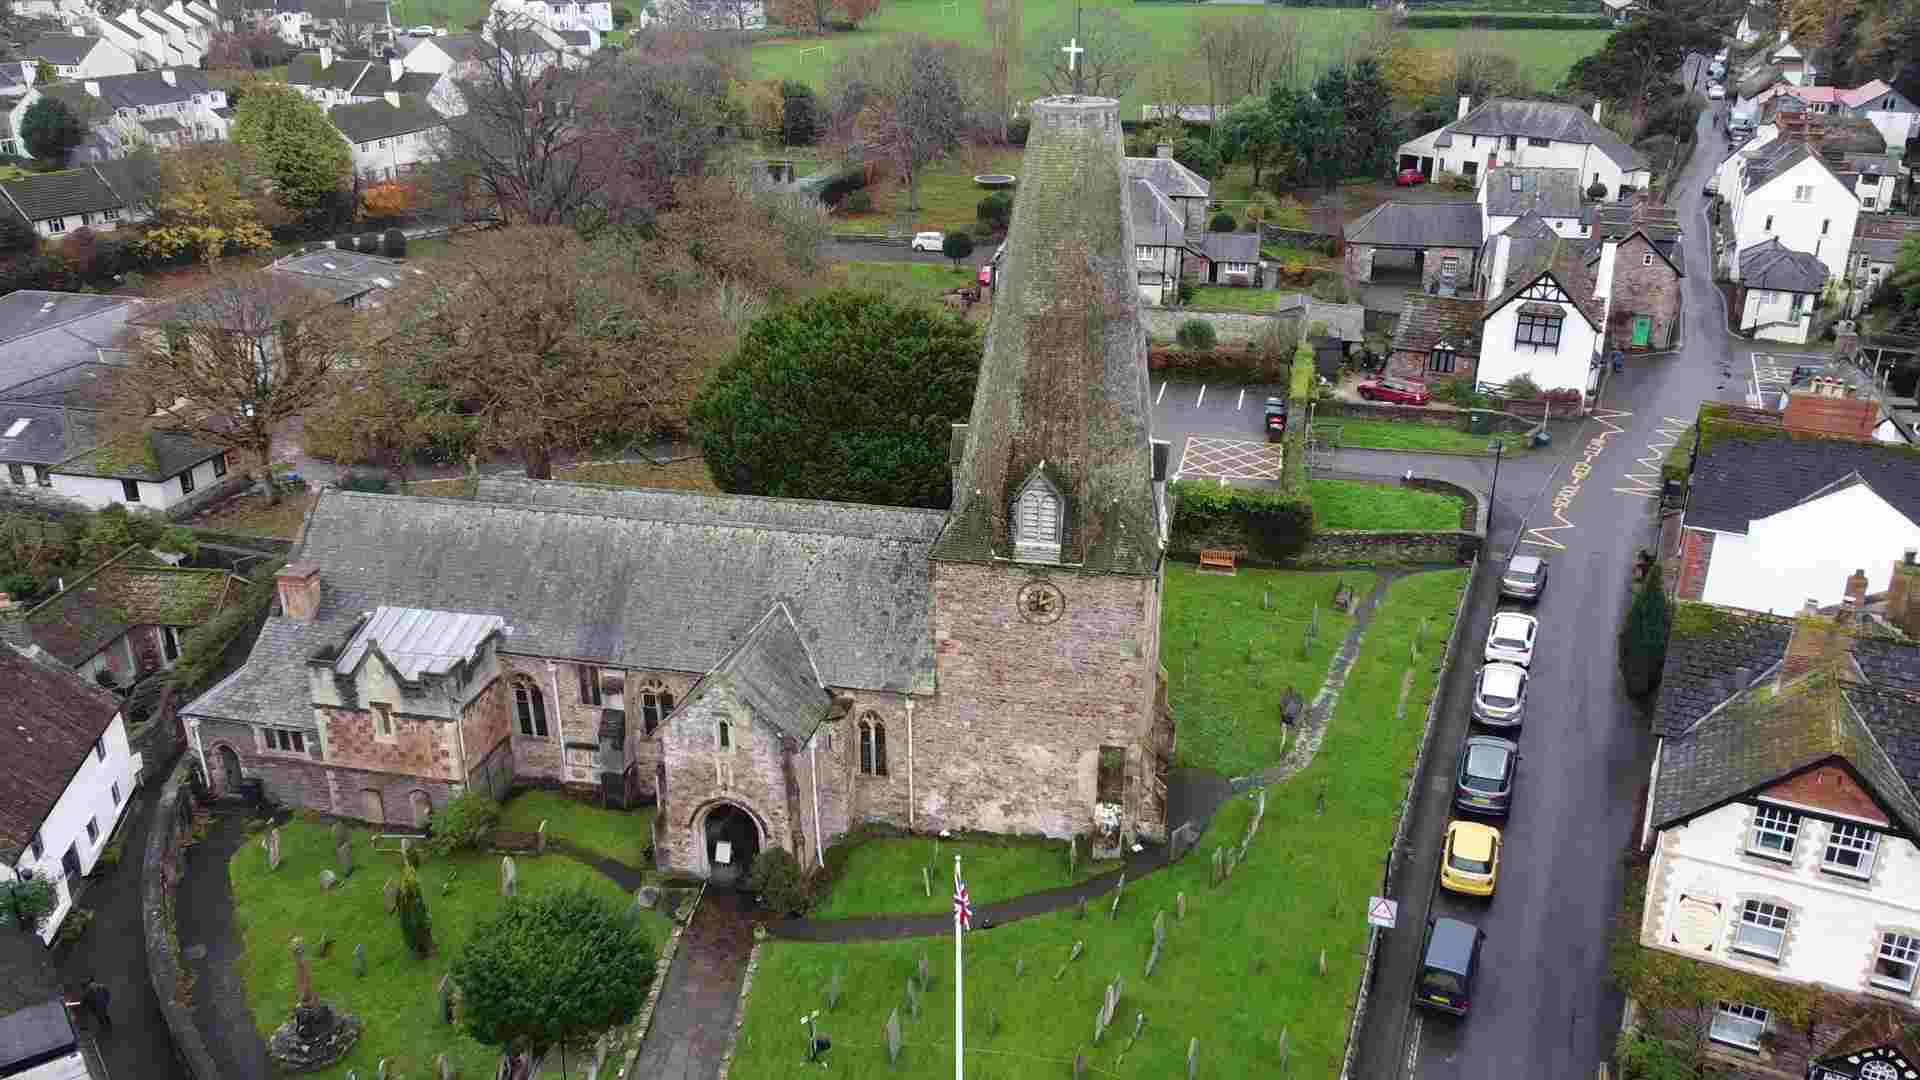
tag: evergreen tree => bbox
[395,859,433,958]
[1619,563,1673,697]
[21,98,83,166]
[229,84,352,216]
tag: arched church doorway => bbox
[700,802,762,888]
[216,745,242,795]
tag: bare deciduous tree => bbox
[831,37,977,213]
[1189,19,1243,133]
[1026,8,1146,100]
[980,0,1022,139]
[1240,12,1301,95]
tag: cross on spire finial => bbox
[1061,36,1085,75]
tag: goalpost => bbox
[798,44,826,63]
[940,0,959,16]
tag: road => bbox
[822,239,993,266]
[1332,85,1789,1080]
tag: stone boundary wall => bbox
[1337,554,1480,1080]
[141,758,221,1080]
[714,941,764,1080]
[1292,529,1481,567]
[1141,307,1287,348]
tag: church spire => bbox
[933,95,1160,576]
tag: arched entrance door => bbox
[216,745,242,795]
[701,802,762,887]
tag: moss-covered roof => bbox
[21,546,243,666]
[54,429,225,482]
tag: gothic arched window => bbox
[638,679,674,736]
[858,713,889,777]
[512,676,548,737]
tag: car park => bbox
[1498,555,1548,601]
[1396,168,1427,187]
[1484,612,1538,667]
[1472,662,1529,728]
[1440,820,1502,896]
[1791,363,1827,386]
[1416,917,1485,1016]
[910,231,945,252]
[1356,377,1431,406]
[1264,397,1289,441]
[1454,735,1518,816]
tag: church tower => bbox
[927,94,1169,856]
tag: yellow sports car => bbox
[1440,820,1501,897]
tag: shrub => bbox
[1619,563,1672,697]
[384,227,406,257]
[976,191,1013,233]
[779,81,819,146]
[424,792,500,856]
[1176,282,1195,305]
[1176,319,1217,351]
[1167,479,1315,562]
[53,906,93,947]
[1174,137,1221,180]
[747,847,810,915]
[1504,374,1543,400]
[942,230,974,267]
[1587,180,1609,200]
[1005,116,1029,145]
[0,877,58,934]
[395,862,433,958]
[0,572,39,603]
[338,470,391,493]
[1208,211,1236,233]
[843,191,873,214]
[1614,1030,1700,1080]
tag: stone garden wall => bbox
[1141,307,1286,348]
[142,758,222,1080]
[1291,529,1481,567]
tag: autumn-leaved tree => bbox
[135,143,278,264]
[114,270,353,501]
[230,83,351,218]
[360,180,412,221]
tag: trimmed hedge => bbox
[1168,479,1315,562]
[1403,12,1612,27]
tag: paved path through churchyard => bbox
[631,890,757,1080]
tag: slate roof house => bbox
[1386,294,1483,385]
[1397,97,1651,197]
[1478,165,1586,238]
[0,166,146,239]
[181,93,1177,884]
[288,47,441,107]
[19,32,135,81]
[1636,597,1920,1078]
[330,93,445,182]
[1121,147,1216,304]
[1588,201,1684,350]
[7,68,229,161]
[1845,215,1920,317]
[9,546,244,688]
[1344,200,1485,294]
[1737,237,1830,344]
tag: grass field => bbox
[831,147,1022,234]
[752,0,1606,119]
[1161,564,1372,778]
[1187,285,1285,313]
[828,261,980,306]
[813,831,1119,921]
[1317,417,1527,454]
[497,790,655,872]
[727,569,1469,1079]
[1309,478,1466,531]
[229,822,671,1080]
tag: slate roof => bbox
[1433,98,1649,171]
[19,548,240,666]
[0,999,78,1072]
[682,602,834,740]
[138,116,183,135]
[0,293,138,394]
[1652,604,1793,738]
[266,248,424,305]
[1197,231,1258,264]
[491,28,556,56]
[422,32,496,64]
[183,481,950,729]
[1589,202,1683,265]
[39,68,209,110]
[0,167,130,222]
[1740,140,1840,196]
[1123,155,1208,200]
[52,428,225,482]
[23,33,104,66]
[288,50,370,91]
[1391,293,1483,355]
[0,402,95,465]
[1737,65,1785,102]
[1127,178,1184,246]
[335,605,503,680]
[1852,216,1920,264]
[1483,166,1582,219]
[1499,212,1556,239]
[1740,237,1829,293]
[329,94,442,142]
[1275,293,1365,343]
[1346,201,1484,249]
[0,645,120,862]
[1685,421,1920,535]
[1486,234,1604,330]
[557,28,590,46]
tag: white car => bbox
[1708,84,1726,100]
[409,24,435,34]
[910,231,945,253]
[1714,47,1728,61]
[1485,612,1538,668]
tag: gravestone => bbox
[1013,956,1024,979]
[267,828,283,871]
[348,1072,357,1080]
[905,976,919,1020]
[1224,848,1237,879]
[917,951,929,993]
[437,975,453,1025]
[1153,912,1166,948]
[1188,1037,1199,1080]
[1145,940,1160,978]
[1177,892,1187,920]
[1053,940,1085,981]
[593,1034,609,1076]
[383,878,399,913]
[1210,847,1223,885]
[884,1007,902,1064]
[1109,873,1125,920]
[336,840,353,878]
[332,822,349,847]
[353,943,366,977]
[988,1006,1000,1037]
[378,1059,388,1080]
[921,865,931,898]
[436,1052,454,1079]
[319,869,338,890]
[1074,1051,1086,1079]
[1067,835,1076,878]
[291,937,316,1008]
[499,856,517,898]
[1074,897,1087,921]
[636,885,661,909]
[1133,1012,1146,1041]
[825,967,842,1011]
[536,820,547,854]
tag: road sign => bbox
[1367,896,1398,929]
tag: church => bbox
[180,93,1178,881]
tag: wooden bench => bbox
[1199,549,1237,574]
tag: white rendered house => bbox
[1471,232,1613,404]
[1736,238,1828,344]
[1723,140,1860,286]
[46,432,232,513]
[20,30,136,81]
[1698,474,1920,616]
[1398,97,1651,197]
[0,645,140,944]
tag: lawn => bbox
[828,261,980,306]
[726,570,1469,1079]
[1160,564,1372,778]
[813,830,1119,921]
[228,822,672,1080]
[829,147,1023,235]
[1309,478,1466,531]
[190,489,316,540]
[1186,285,1285,314]
[752,0,1607,120]
[1316,417,1527,455]
[497,790,655,872]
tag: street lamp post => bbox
[1486,438,1505,528]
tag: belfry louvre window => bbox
[1018,490,1059,544]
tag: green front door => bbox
[1630,316,1652,348]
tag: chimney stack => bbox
[160,68,175,86]
[1846,567,1870,608]
[319,44,332,69]
[276,561,322,622]
[83,80,100,97]
[390,56,403,83]
[1154,143,1173,160]
[1458,95,1471,120]
[1592,100,1604,124]
[1889,552,1920,638]
[1779,603,1838,682]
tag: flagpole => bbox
[954,853,964,1080]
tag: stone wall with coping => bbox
[1141,307,1288,348]
[141,758,221,1080]
[1292,529,1481,567]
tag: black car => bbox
[1498,555,1548,602]
[1264,397,1289,442]
[1416,917,1484,1016]
[1454,735,1518,817]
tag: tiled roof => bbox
[1683,414,1920,534]
[1739,237,1828,292]
[0,293,138,397]
[1345,201,1484,249]
[1486,234,1604,330]
[1434,98,1648,171]
[1126,178,1184,245]
[329,94,442,142]
[0,167,129,222]
[51,428,224,482]
[40,68,209,110]
[1123,155,1208,199]
[1651,603,1792,738]
[22,33,103,66]
[0,401,96,465]
[680,602,833,740]
[1482,166,1582,219]
[19,548,240,666]
[1391,293,1483,355]
[1197,231,1258,264]
[0,644,120,863]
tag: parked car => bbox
[1708,84,1726,100]
[1396,168,1427,187]
[1455,735,1518,816]
[1790,363,1827,386]
[1416,917,1485,1016]
[910,231,945,252]
[1714,47,1728,61]
[1472,662,1529,728]
[978,263,995,288]
[1440,820,1502,896]
[1356,378,1431,406]
[410,23,435,33]
[1264,397,1289,442]
[1484,612,1538,667]
[1499,555,1549,601]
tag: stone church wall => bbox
[655,680,798,879]
[318,703,458,780]
[459,676,513,792]
[621,670,701,801]
[923,561,1161,844]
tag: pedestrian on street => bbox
[85,980,111,1030]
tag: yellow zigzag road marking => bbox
[1523,409,1631,551]
[1616,415,1691,499]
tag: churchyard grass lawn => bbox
[228,822,671,1080]
[813,832,1120,921]
[1186,286,1285,314]
[1161,565,1373,778]
[1316,417,1528,455]
[728,570,1470,1079]
[829,262,979,306]
[496,790,656,872]
[1309,479,1465,531]
[829,148,1023,235]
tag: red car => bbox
[1357,378,1432,406]
[1396,168,1427,187]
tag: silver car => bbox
[1472,662,1529,728]
[1499,555,1549,601]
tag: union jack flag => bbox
[953,877,973,931]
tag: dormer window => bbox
[1013,474,1062,562]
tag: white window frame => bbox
[1642,253,1654,266]
[46,217,65,234]
[1710,1001,1769,1050]
[1793,184,1814,202]
[1872,931,1918,992]
[1734,899,1789,960]
[1864,196,1877,210]
[1823,822,1879,878]
[373,701,393,738]
[1748,804,1800,858]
